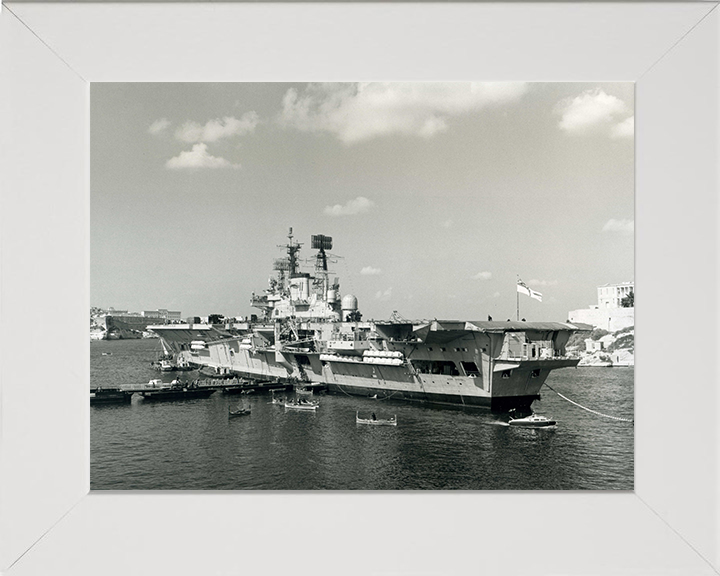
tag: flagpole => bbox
[516,275,519,321]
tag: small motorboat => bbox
[356,411,397,426]
[508,413,556,428]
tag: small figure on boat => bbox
[356,411,397,426]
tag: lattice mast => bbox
[274,227,303,292]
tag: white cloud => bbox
[611,115,634,139]
[361,266,382,276]
[165,143,240,170]
[472,271,492,280]
[280,82,528,144]
[602,218,634,234]
[375,288,393,301]
[175,112,259,143]
[148,118,170,135]
[324,196,375,216]
[528,279,558,287]
[556,89,633,138]
[442,218,454,229]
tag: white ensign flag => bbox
[517,279,543,302]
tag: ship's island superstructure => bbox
[150,229,581,411]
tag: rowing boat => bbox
[284,400,319,411]
[356,411,397,426]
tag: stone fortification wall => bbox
[105,315,168,332]
[568,307,634,331]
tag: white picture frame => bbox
[1,3,718,575]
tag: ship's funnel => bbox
[290,274,311,301]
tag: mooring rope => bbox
[334,381,356,398]
[334,380,402,401]
[377,389,401,401]
[544,384,634,423]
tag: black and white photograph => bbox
[5,2,720,574]
[90,81,634,490]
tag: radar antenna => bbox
[311,234,333,300]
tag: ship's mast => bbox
[274,227,302,292]
[285,227,301,277]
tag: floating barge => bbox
[138,379,215,401]
[217,378,292,395]
[140,386,215,401]
[90,387,133,405]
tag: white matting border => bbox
[0,3,718,575]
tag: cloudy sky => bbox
[91,82,633,322]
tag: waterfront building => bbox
[142,309,182,321]
[598,282,634,308]
[585,339,603,352]
[585,333,618,352]
[568,282,634,331]
[91,307,183,339]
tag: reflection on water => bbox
[91,339,633,490]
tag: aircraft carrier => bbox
[150,229,581,412]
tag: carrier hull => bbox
[151,324,579,412]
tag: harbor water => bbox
[91,339,634,490]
